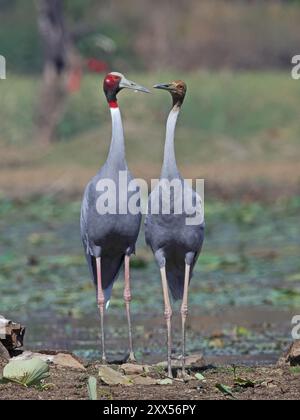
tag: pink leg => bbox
[160,266,173,378]
[124,255,136,362]
[96,257,106,363]
[181,263,190,374]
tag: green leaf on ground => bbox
[157,378,173,385]
[215,383,236,398]
[3,358,49,387]
[87,376,98,400]
[234,377,255,388]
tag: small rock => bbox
[120,363,150,376]
[53,353,86,370]
[261,379,276,388]
[128,375,157,385]
[11,351,86,370]
[12,351,54,363]
[98,365,133,386]
[157,378,173,385]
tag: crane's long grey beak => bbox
[120,78,150,93]
[153,83,172,91]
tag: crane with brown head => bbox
[145,79,204,378]
[154,80,187,108]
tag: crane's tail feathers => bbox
[168,276,184,301]
[167,266,194,301]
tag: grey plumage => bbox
[80,168,141,303]
[80,72,148,308]
[145,79,204,377]
[145,96,204,300]
[80,115,141,304]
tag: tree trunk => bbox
[35,0,70,145]
[0,316,25,359]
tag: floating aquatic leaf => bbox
[286,273,300,282]
[3,358,49,387]
[234,326,252,338]
[209,338,224,348]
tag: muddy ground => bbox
[0,358,299,400]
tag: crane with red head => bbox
[80,72,149,363]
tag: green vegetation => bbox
[2,0,300,73]
[290,366,300,375]
[0,195,299,315]
[1,72,300,167]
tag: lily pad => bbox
[286,273,300,282]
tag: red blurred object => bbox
[67,58,108,93]
[67,67,82,93]
[87,58,108,73]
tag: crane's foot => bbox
[177,369,192,381]
[181,355,187,377]
[100,354,107,365]
[125,351,137,363]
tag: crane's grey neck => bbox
[161,106,180,179]
[106,107,127,169]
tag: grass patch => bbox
[1,71,300,166]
